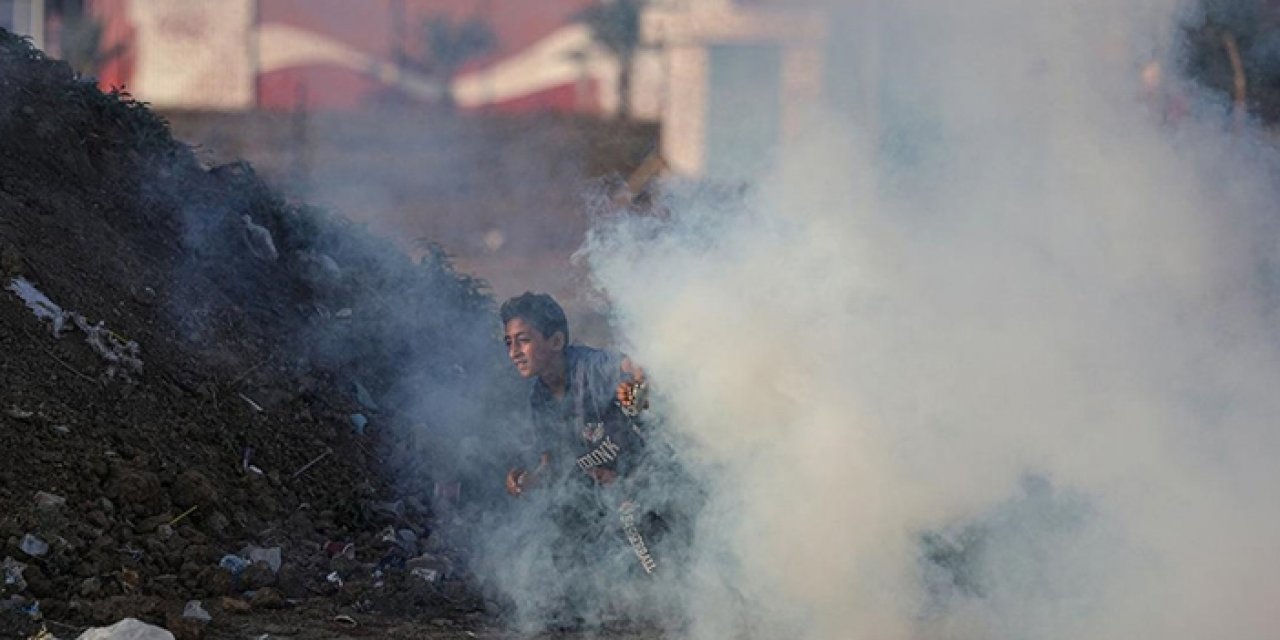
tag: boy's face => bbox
[504,317,564,379]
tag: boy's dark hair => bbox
[500,292,569,346]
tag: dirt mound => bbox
[0,29,516,638]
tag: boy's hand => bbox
[617,358,648,416]
[505,453,550,497]
[505,468,528,496]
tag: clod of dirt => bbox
[169,470,219,510]
[249,586,285,610]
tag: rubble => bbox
[4,557,28,592]
[19,534,49,558]
[33,491,65,510]
[0,26,501,637]
[181,600,211,622]
[76,618,174,640]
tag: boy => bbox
[501,292,646,491]
[500,292,658,573]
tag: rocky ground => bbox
[0,29,661,640]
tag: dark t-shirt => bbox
[528,345,645,483]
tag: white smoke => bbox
[580,1,1280,638]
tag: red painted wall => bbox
[89,0,596,112]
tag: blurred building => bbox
[70,0,661,118]
[645,0,827,178]
[18,0,832,179]
[0,0,46,47]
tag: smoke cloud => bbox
[579,1,1280,638]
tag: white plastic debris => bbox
[19,534,48,557]
[410,567,439,583]
[3,556,27,590]
[7,277,70,336]
[75,618,175,640]
[241,215,278,262]
[349,413,368,435]
[378,526,397,544]
[181,600,212,622]
[33,492,66,510]
[295,250,342,292]
[218,554,249,575]
[6,277,143,379]
[351,381,379,411]
[238,393,263,412]
[240,546,282,573]
[326,571,343,588]
[27,624,60,639]
[76,318,142,380]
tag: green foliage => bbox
[423,16,496,76]
[580,0,645,61]
[579,0,648,119]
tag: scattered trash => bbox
[290,450,330,479]
[326,572,343,588]
[240,546,282,573]
[334,308,353,319]
[369,500,404,520]
[6,277,143,379]
[182,600,211,622]
[117,545,144,563]
[6,407,34,420]
[296,250,342,293]
[407,552,453,580]
[51,425,71,435]
[120,567,140,593]
[21,600,39,618]
[242,448,265,475]
[351,381,379,411]
[410,567,439,584]
[75,617,175,640]
[238,393,263,412]
[333,614,357,627]
[349,413,368,435]
[323,541,354,559]
[378,526,397,545]
[218,555,249,576]
[78,320,143,380]
[27,624,58,640]
[241,215,279,262]
[167,505,198,527]
[7,277,70,336]
[19,534,48,558]
[33,491,65,510]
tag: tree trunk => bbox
[617,55,633,121]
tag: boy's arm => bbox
[505,452,549,496]
[617,356,648,416]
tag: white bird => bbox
[241,215,278,262]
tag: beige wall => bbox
[645,1,827,176]
[129,0,255,110]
